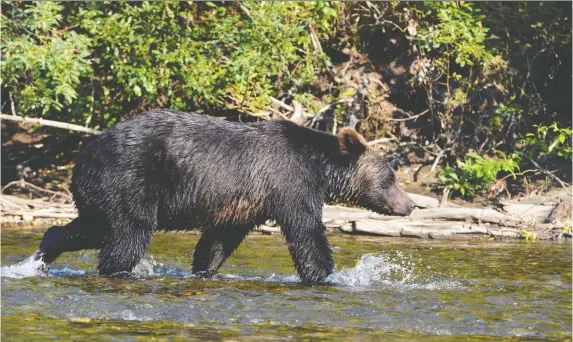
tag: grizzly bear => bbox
[34,110,415,284]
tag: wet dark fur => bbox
[35,109,414,284]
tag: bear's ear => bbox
[338,127,367,156]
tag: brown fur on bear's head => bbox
[337,127,416,216]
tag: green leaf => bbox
[340,89,356,97]
[548,138,560,153]
[322,7,337,18]
[133,84,142,97]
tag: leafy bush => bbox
[520,123,572,161]
[440,123,571,197]
[2,1,338,128]
[407,1,494,68]
[2,2,93,117]
[440,151,520,196]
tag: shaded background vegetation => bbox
[1,1,571,198]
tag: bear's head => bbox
[338,127,417,216]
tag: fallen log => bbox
[254,226,281,235]
[1,211,78,219]
[323,205,381,221]
[2,195,73,206]
[0,197,24,210]
[337,219,522,239]
[501,203,555,223]
[410,207,525,228]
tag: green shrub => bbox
[2,1,338,128]
[440,151,520,196]
[407,1,495,68]
[520,123,572,161]
[2,2,93,117]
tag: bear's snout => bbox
[391,199,416,216]
[383,183,416,216]
[407,200,417,214]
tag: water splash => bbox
[1,254,190,279]
[1,252,465,290]
[327,253,467,290]
[1,255,46,279]
[327,253,414,288]
[132,256,193,278]
[132,257,157,276]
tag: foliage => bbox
[520,231,536,241]
[1,1,571,197]
[397,1,571,161]
[441,122,571,197]
[2,1,338,127]
[407,1,494,68]
[440,151,520,196]
[520,123,572,161]
[1,2,93,117]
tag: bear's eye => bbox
[380,174,395,188]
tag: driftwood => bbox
[409,207,526,228]
[1,181,76,224]
[334,219,523,239]
[1,194,73,208]
[501,203,555,223]
[2,211,78,219]
[254,225,281,235]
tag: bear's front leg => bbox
[282,217,334,284]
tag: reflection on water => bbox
[2,228,571,340]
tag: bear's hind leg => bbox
[192,224,253,277]
[34,218,102,265]
[97,215,155,276]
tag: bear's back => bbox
[71,110,334,224]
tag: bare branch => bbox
[525,156,572,196]
[0,114,102,135]
[367,137,396,146]
[9,92,17,116]
[269,96,294,112]
[385,109,430,122]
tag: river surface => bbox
[1,227,571,341]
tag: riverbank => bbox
[2,181,571,241]
[3,119,572,241]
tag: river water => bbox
[1,228,571,341]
